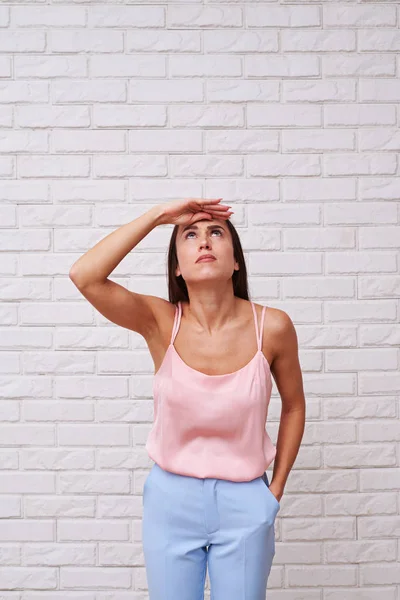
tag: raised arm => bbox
[69,205,166,338]
[69,198,233,339]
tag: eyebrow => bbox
[181,223,226,235]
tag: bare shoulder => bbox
[252,302,293,332]
[264,305,294,333]
[144,296,176,343]
[260,305,304,409]
[258,304,298,367]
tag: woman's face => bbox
[175,218,239,283]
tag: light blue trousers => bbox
[142,462,280,600]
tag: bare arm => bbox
[268,311,306,501]
[69,198,232,339]
[69,205,165,287]
[69,205,166,338]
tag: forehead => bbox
[179,220,227,235]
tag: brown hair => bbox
[166,219,250,304]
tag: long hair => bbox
[166,219,250,304]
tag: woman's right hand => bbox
[157,197,234,227]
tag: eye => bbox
[185,229,223,239]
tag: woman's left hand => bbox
[269,483,283,503]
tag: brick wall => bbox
[0,1,399,598]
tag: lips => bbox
[196,255,216,263]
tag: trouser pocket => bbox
[259,472,280,512]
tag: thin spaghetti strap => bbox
[250,302,260,350]
[259,305,266,350]
[170,301,182,345]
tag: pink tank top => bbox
[145,301,276,482]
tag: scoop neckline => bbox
[154,343,271,379]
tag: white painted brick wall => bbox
[0,0,399,598]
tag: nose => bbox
[198,230,212,249]
[199,238,211,250]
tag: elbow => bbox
[69,265,78,281]
[69,266,84,288]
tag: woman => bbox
[70,197,306,600]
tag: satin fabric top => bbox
[145,301,276,482]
